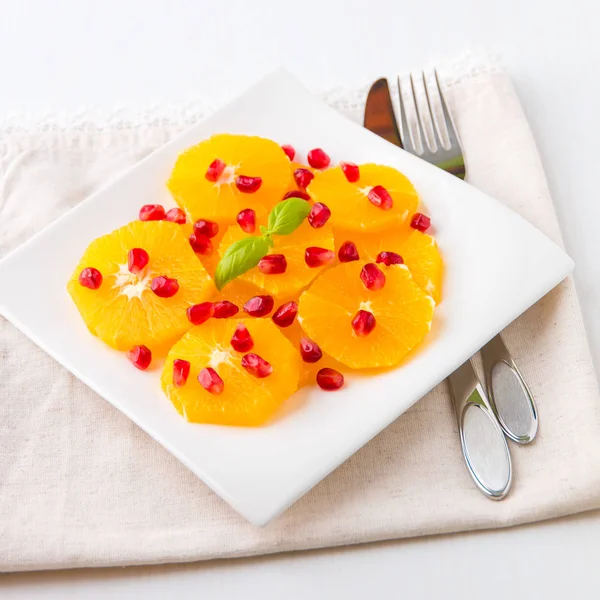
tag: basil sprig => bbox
[214,197,310,290]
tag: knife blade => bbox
[364,78,403,148]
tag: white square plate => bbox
[0,70,573,525]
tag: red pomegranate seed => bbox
[186,302,214,325]
[139,204,166,221]
[189,232,213,256]
[193,219,219,238]
[258,254,287,274]
[126,345,152,370]
[294,168,314,189]
[307,148,331,169]
[230,323,254,352]
[205,159,226,182]
[316,368,344,391]
[236,175,262,193]
[299,337,323,363]
[241,353,273,378]
[281,144,295,161]
[165,207,186,224]
[352,310,376,336]
[272,301,298,328]
[172,359,191,387]
[360,263,386,291]
[78,267,103,290]
[411,212,431,232]
[236,208,256,233]
[376,251,404,266]
[340,161,360,182]
[151,276,179,298]
[198,367,224,394]
[243,295,274,317]
[305,247,335,268]
[367,185,393,210]
[338,241,359,263]
[308,202,331,228]
[127,248,149,275]
[213,300,239,318]
[283,190,311,201]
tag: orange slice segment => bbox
[161,318,300,426]
[298,261,435,369]
[67,221,214,354]
[167,134,293,225]
[308,163,419,233]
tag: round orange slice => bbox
[167,134,293,225]
[67,221,213,354]
[298,261,435,369]
[308,163,419,233]
[161,318,300,426]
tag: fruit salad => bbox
[68,134,443,426]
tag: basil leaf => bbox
[266,197,311,236]
[214,236,270,290]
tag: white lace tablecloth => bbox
[1,55,600,572]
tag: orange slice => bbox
[298,261,435,369]
[167,134,293,225]
[308,164,419,233]
[218,218,335,300]
[67,221,213,354]
[161,318,300,426]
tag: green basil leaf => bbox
[214,236,270,291]
[266,197,311,236]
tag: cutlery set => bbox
[364,72,538,499]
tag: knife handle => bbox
[449,360,512,500]
[481,334,538,444]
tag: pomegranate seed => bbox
[189,232,213,256]
[165,207,186,224]
[78,267,103,290]
[243,295,274,317]
[352,310,376,336]
[230,323,254,352]
[367,185,393,210]
[411,212,431,232]
[213,300,239,318]
[272,301,298,328]
[193,219,219,238]
[299,337,323,363]
[305,247,335,268]
[236,175,262,193]
[186,302,214,325]
[376,251,404,266]
[307,148,331,169]
[151,276,179,298]
[360,263,386,291]
[283,190,311,201]
[294,168,314,189]
[205,159,226,182]
[241,353,273,378]
[340,161,360,182]
[139,204,166,221]
[127,248,149,275]
[316,368,344,390]
[198,367,224,394]
[308,202,331,228]
[127,345,152,370]
[236,208,256,233]
[338,241,359,263]
[258,254,287,274]
[281,144,295,160]
[172,359,191,387]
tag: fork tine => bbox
[411,72,438,154]
[422,70,451,151]
[397,74,423,155]
[434,69,461,151]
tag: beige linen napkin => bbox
[2,55,600,572]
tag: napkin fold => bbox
[2,53,600,572]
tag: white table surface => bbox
[1,0,599,597]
